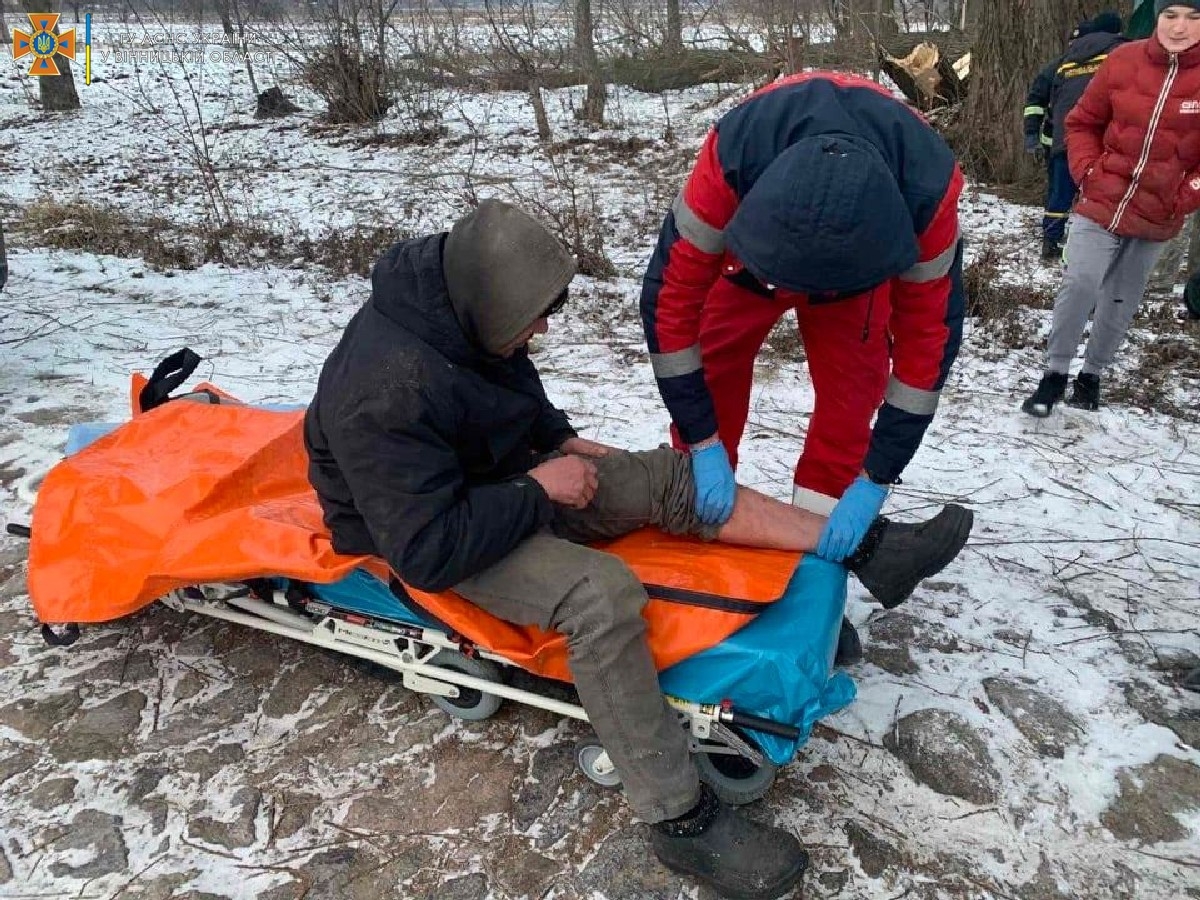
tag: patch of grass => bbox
[760,311,804,363]
[1107,321,1200,421]
[609,50,775,93]
[293,225,405,278]
[964,245,1055,350]
[19,200,405,278]
[22,201,196,270]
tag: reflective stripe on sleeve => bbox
[650,344,704,379]
[885,376,940,416]
[671,191,725,255]
[899,236,960,283]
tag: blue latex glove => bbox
[817,475,889,562]
[690,441,737,526]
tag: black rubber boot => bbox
[845,505,974,609]
[651,786,808,900]
[1021,371,1068,418]
[1066,372,1100,410]
[834,617,862,667]
[1041,237,1063,262]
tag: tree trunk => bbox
[1148,214,1198,292]
[575,0,605,125]
[38,53,80,111]
[1189,214,1200,279]
[234,0,259,97]
[959,0,1131,183]
[217,0,259,98]
[664,0,683,53]
[529,74,551,142]
[0,0,11,47]
[20,0,81,111]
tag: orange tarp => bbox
[28,397,802,681]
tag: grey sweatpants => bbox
[1045,215,1167,375]
[453,448,720,823]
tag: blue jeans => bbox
[1043,153,1076,244]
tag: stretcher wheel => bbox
[575,740,622,788]
[694,749,778,806]
[428,651,503,721]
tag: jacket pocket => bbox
[722,263,777,299]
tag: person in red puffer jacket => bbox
[1022,1,1200,417]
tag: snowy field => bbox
[0,18,1198,900]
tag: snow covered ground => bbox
[1,19,1198,900]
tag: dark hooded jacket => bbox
[1048,31,1128,156]
[1024,28,1127,156]
[304,233,577,592]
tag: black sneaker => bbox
[834,617,862,667]
[1066,372,1100,410]
[845,506,974,609]
[651,785,809,900]
[1021,372,1068,418]
[1041,237,1063,262]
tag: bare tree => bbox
[21,1,80,112]
[0,0,11,47]
[289,0,395,123]
[483,0,568,143]
[215,0,258,97]
[959,0,1133,183]
[575,0,605,124]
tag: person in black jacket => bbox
[304,200,971,899]
[1023,11,1126,261]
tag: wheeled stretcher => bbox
[17,357,855,803]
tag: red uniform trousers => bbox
[672,277,893,514]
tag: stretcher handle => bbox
[721,708,801,741]
[5,523,30,539]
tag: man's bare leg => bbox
[716,486,824,551]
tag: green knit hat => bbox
[1156,1,1200,14]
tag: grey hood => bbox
[443,200,576,355]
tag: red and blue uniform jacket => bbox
[640,72,966,485]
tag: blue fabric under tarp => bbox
[659,556,854,764]
[307,561,855,766]
[65,420,855,765]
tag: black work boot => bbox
[834,617,862,666]
[1041,237,1063,262]
[845,505,974,609]
[1066,372,1100,410]
[1021,371,1068,418]
[651,785,808,900]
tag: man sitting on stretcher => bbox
[303,200,972,900]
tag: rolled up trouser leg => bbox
[453,532,700,822]
[550,448,721,544]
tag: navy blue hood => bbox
[1073,11,1122,38]
[723,134,918,295]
